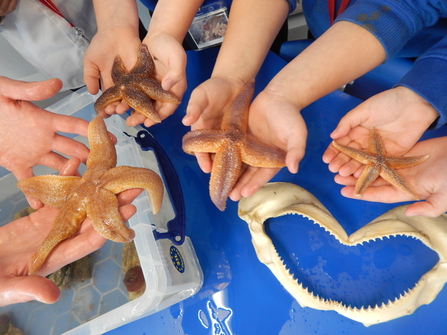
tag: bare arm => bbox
[263,21,386,110]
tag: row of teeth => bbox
[272,231,421,313]
[287,212,426,246]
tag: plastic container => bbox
[0,89,203,335]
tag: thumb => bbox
[161,53,186,92]
[183,87,208,126]
[405,193,447,218]
[330,105,367,139]
[0,275,60,306]
[0,77,63,102]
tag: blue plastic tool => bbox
[132,130,186,245]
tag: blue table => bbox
[107,47,447,335]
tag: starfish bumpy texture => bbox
[332,127,429,200]
[238,182,447,326]
[94,44,181,123]
[17,115,164,275]
[182,80,286,211]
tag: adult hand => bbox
[0,158,139,306]
[333,136,447,217]
[323,86,439,177]
[0,77,90,183]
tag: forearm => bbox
[92,0,139,33]
[147,0,204,43]
[211,0,289,83]
[265,21,386,110]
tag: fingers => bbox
[83,61,101,95]
[195,152,213,174]
[0,77,63,101]
[330,103,369,140]
[160,55,187,92]
[50,134,90,163]
[60,157,82,177]
[51,113,90,137]
[405,193,447,217]
[183,88,209,126]
[230,166,280,201]
[0,275,59,306]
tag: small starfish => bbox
[332,127,429,200]
[94,44,181,123]
[17,115,164,274]
[182,80,286,211]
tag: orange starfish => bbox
[94,44,181,123]
[17,116,164,274]
[332,127,429,200]
[182,80,286,211]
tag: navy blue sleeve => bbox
[395,36,447,128]
[334,0,447,59]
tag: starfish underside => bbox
[332,127,429,200]
[17,115,164,274]
[94,44,181,123]
[182,80,286,211]
[238,182,447,326]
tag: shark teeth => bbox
[238,182,447,327]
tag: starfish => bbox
[182,80,286,211]
[94,44,181,123]
[17,115,164,274]
[332,127,429,200]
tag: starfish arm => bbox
[210,146,242,211]
[111,55,128,82]
[122,87,161,123]
[28,198,87,274]
[354,163,380,196]
[386,155,430,169]
[221,81,254,131]
[182,130,226,155]
[87,188,135,243]
[137,78,181,104]
[380,165,420,200]
[85,116,117,177]
[17,175,79,207]
[102,166,164,214]
[368,127,387,156]
[241,135,286,168]
[93,86,122,113]
[331,141,373,165]
[129,44,155,77]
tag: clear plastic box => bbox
[0,89,203,335]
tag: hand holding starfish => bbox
[334,136,447,217]
[331,127,429,201]
[0,158,138,306]
[323,87,439,176]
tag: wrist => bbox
[394,86,439,127]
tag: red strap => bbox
[328,0,351,25]
[38,0,73,27]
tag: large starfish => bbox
[332,127,429,200]
[17,115,164,274]
[182,80,286,211]
[94,44,181,123]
